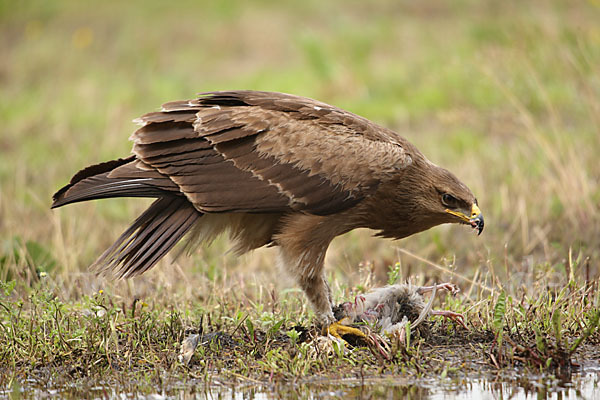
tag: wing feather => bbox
[125,90,418,216]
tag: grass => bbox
[1,0,599,396]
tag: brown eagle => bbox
[52,90,483,332]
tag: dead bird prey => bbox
[333,282,467,339]
[52,90,484,335]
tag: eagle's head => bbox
[365,157,484,239]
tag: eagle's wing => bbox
[51,91,417,278]
[132,90,414,216]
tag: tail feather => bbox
[52,157,134,207]
[51,173,170,208]
[93,196,202,278]
[52,158,180,209]
[53,157,201,277]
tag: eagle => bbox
[52,90,483,334]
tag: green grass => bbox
[1,0,599,395]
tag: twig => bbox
[396,248,494,293]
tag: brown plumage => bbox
[52,90,484,327]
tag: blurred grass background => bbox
[1,0,599,304]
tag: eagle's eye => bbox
[441,193,459,208]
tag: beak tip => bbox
[468,204,484,236]
[472,214,484,236]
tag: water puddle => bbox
[5,367,599,400]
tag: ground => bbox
[1,0,599,397]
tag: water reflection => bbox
[5,370,599,399]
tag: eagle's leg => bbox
[276,214,367,340]
[297,272,336,326]
[294,263,367,340]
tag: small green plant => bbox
[286,328,301,347]
[569,308,600,354]
[491,290,507,365]
[387,262,402,285]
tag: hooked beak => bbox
[445,203,484,235]
[469,204,484,235]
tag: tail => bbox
[52,157,202,277]
[92,196,201,278]
[51,156,179,208]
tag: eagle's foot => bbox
[324,317,368,341]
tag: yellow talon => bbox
[325,317,367,340]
